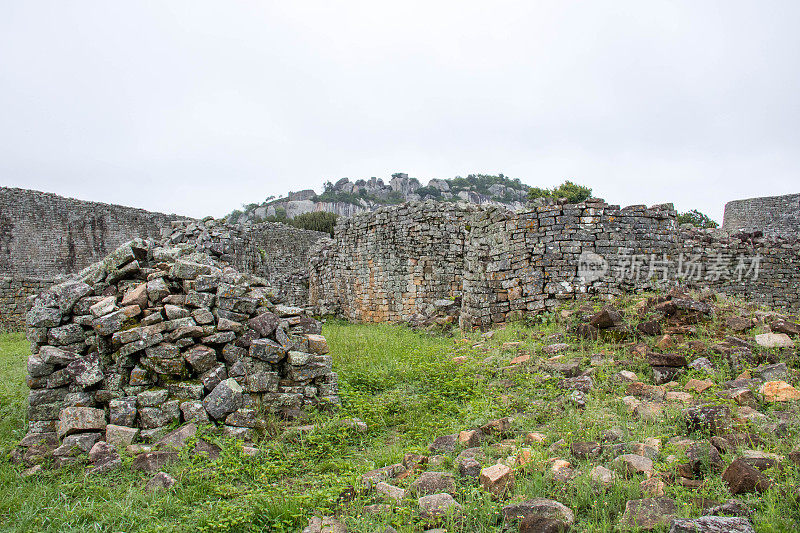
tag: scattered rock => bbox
[722,458,771,494]
[640,477,666,497]
[479,463,514,496]
[647,353,687,367]
[684,405,732,436]
[543,343,571,355]
[589,465,616,487]
[376,481,405,502]
[480,417,512,435]
[613,454,654,477]
[741,450,782,471]
[428,434,458,453]
[502,499,574,529]
[154,423,198,451]
[571,441,601,459]
[88,441,121,473]
[769,318,800,336]
[618,498,677,530]
[145,472,176,492]
[105,424,139,448]
[759,381,800,402]
[458,429,483,447]
[410,472,455,496]
[417,493,462,520]
[637,320,662,336]
[590,307,623,329]
[558,376,593,393]
[685,379,714,393]
[519,516,571,532]
[668,516,755,533]
[131,450,179,473]
[754,363,788,381]
[725,317,753,332]
[362,463,406,487]
[302,516,347,533]
[754,332,794,348]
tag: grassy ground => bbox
[1,296,799,532]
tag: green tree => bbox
[414,186,442,198]
[290,211,339,236]
[226,209,243,224]
[677,209,718,228]
[528,180,592,203]
[262,207,287,223]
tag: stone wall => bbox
[460,201,678,329]
[309,202,481,322]
[0,187,185,330]
[0,188,327,330]
[247,222,329,305]
[165,219,328,307]
[676,227,800,311]
[0,277,53,331]
[0,187,183,278]
[310,200,800,328]
[722,193,800,238]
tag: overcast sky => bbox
[2,2,798,221]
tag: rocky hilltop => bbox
[229,173,529,223]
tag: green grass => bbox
[1,296,799,532]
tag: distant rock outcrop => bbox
[229,173,529,224]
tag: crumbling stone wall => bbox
[165,219,328,307]
[0,188,328,330]
[310,200,800,328]
[0,277,52,331]
[22,238,337,459]
[309,202,481,322]
[247,222,329,305]
[676,227,800,311]
[307,238,338,315]
[723,193,800,238]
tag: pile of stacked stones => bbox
[405,298,462,331]
[19,238,337,466]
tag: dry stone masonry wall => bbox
[0,188,328,330]
[22,238,338,459]
[310,200,800,328]
[164,218,328,307]
[0,187,183,330]
[309,202,481,322]
[0,277,54,331]
[0,187,181,279]
[723,193,800,238]
[461,201,678,329]
[676,227,800,311]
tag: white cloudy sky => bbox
[2,2,798,221]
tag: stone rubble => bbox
[18,238,338,468]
